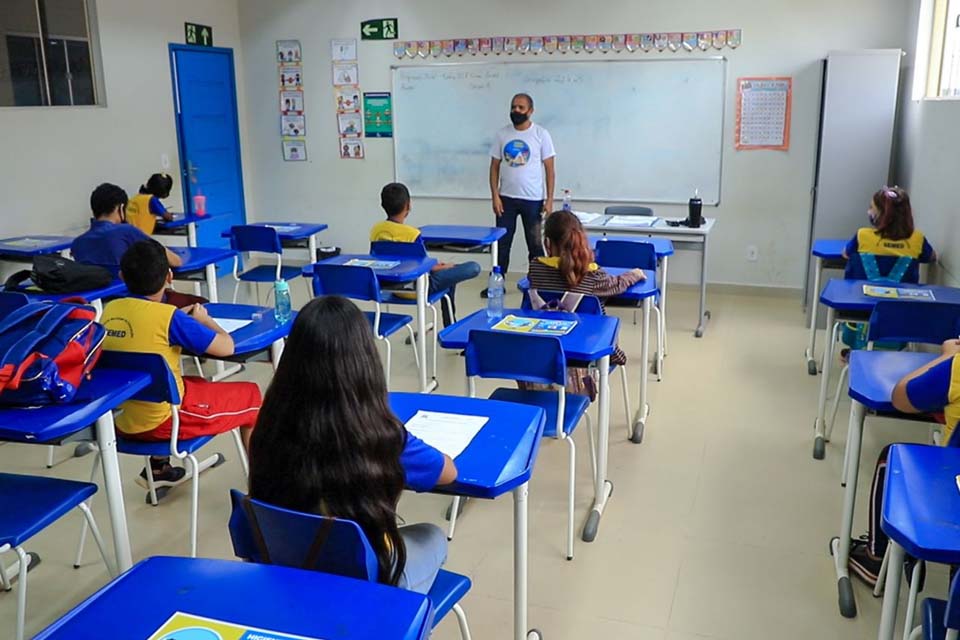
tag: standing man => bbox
[488,93,556,293]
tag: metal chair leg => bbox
[452,603,473,640]
[230,428,249,478]
[826,364,850,442]
[447,496,461,541]
[187,454,200,558]
[565,435,576,561]
[77,502,116,577]
[618,366,632,429]
[14,546,28,640]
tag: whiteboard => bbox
[392,58,726,204]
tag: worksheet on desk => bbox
[404,410,489,459]
[212,318,253,333]
[604,215,659,227]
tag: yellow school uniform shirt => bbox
[854,228,927,258]
[369,219,421,243]
[126,193,158,235]
[101,298,184,434]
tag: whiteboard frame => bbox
[390,57,727,205]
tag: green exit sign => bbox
[361,18,398,40]
[185,22,213,47]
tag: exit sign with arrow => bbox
[185,22,213,47]
[360,18,398,40]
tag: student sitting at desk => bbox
[525,210,644,396]
[845,339,959,588]
[101,240,261,488]
[126,173,175,235]
[370,182,481,326]
[840,186,936,352]
[249,296,457,594]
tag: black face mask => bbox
[510,111,528,125]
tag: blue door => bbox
[169,44,246,271]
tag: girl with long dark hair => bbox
[126,173,175,235]
[248,296,457,593]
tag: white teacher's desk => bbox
[584,216,716,338]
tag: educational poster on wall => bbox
[339,139,364,159]
[332,63,358,86]
[282,139,307,161]
[280,90,304,114]
[337,112,362,136]
[281,114,306,137]
[331,38,357,62]
[279,65,302,89]
[149,611,319,640]
[335,86,361,112]
[363,92,393,138]
[735,77,792,150]
[276,40,301,63]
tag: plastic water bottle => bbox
[562,189,572,212]
[273,279,292,323]
[486,267,504,319]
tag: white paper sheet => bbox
[573,211,605,225]
[212,318,253,333]
[604,215,659,227]
[264,224,299,233]
[404,410,489,459]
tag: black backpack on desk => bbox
[3,255,113,294]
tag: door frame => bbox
[168,43,247,227]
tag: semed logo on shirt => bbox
[503,140,531,167]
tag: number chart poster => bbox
[735,77,792,151]
[148,611,322,640]
[363,92,393,138]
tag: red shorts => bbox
[124,376,261,442]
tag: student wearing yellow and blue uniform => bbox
[845,339,960,588]
[370,183,481,326]
[126,173,175,235]
[101,240,261,488]
[249,296,457,594]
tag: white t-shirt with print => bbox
[490,123,556,201]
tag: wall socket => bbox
[746,245,759,262]
[160,153,171,170]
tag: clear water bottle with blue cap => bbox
[274,279,292,323]
[486,266,504,319]
[562,189,572,212]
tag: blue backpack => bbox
[0,302,105,405]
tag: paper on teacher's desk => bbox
[572,211,605,225]
[211,318,253,333]
[404,410,489,459]
[265,224,299,233]
[604,216,659,227]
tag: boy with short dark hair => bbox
[370,182,481,325]
[71,183,182,274]
[101,240,260,487]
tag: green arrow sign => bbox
[185,22,213,47]
[360,18,398,40]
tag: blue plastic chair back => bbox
[866,301,960,345]
[229,225,283,255]
[0,292,28,318]
[465,329,566,386]
[946,568,960,630]
[310,263,382,303]
[521,289,603,315]
[228,489,380,582]
[96,351,181,404]
[603,205,654,217]
[370,240,428,259]
[594,240,657,271]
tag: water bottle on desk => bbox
[486,266,504,319]
[274,279,292,323]
[562,189,572,212]
[687,189,703,228]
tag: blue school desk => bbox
[583,216,715,337]
[813,280,960,459]
[199,303,295,381]
[9,279,128,317]
[876,444,960,640]
[419,224,507,272]
[827,350,939,619]
[0,235,74,262]
[34,556,434,640]
[0,368,151,573]
[169,246,237,303]
[439,308,621,545]
[305,253,438,392]
[224,221,329,258]
[389,392,544,640]
[155,211,219,247]
[517,266,659,435]
[804,239,848,375]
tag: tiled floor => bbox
[0,277,941,639]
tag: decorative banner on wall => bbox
[735,77,792,151]
[363,92,393,138]
[391,29,742,59]
[277,40,306,162]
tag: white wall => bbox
[895,1,960,287]
[237,0,909,287]
[0,0,250,238]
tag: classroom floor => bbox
[0,277,942,639]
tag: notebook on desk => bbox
[862,285,936,301]
[604,215,659,228]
